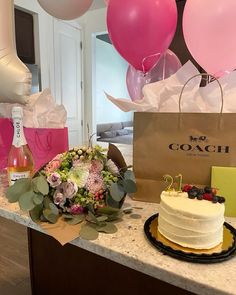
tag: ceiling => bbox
[90,0,106,10]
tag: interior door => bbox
[53,19,83,148]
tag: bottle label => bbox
[9,171,30,186]
[12,118,27,147]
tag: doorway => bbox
[53,20,84,148]
[92,32,133,145]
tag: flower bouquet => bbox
[6,144,137,242]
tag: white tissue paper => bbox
[0,89,67,128]
[106,61,236,114]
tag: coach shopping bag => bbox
[132,74,236,203]
[0,118,69,171]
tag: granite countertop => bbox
[0,193,236,295]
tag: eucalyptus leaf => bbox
[87,211,99,224]
[33,176,49,195]
[43,209,59,224]
[80,224,99,240]
[19,191,36,211]
[124,170,136,182]
[43,196,52,209]
[87,203,95,215]
[110,182,125,202]
[49,203,59,215]
[122,179,137,194]
[106,212,122,221]
[6,178,32,203]
[62,214,74,219]
[96,222,117,234]
[97,207,120,215]
[29,203,43,222]
[33,193,44,205]
[97,215,108,222]
[66,215,84,225]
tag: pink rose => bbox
[45,159,61,174]
[47,172,61,188]
[61,180,78,199]
[53,192,66,206]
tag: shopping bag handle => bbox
[35,131,52,151]
[178,73,224,114]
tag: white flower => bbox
[53,192,66,206]
[68,167,89,188]
[61,180,78,199]
[47,172,61,188]
[106,159,119,175]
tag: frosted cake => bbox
[158,190,225,249]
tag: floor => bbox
[0,217,31,295]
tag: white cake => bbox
[158,191,225,249]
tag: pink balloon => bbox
[38,0,93,20]
[126,50,182,101]
[104,0,109,5]
[183,0,236,77]
[107,0,177,73]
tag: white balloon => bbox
[0,0,32,104]
[38,0,93,20]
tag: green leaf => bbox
[43,209,59,224]
[124,170,136,182]
[19,191,36,211]
[106,212,122,221]
[80,224,99,240]
[96,222,117,234]
[43,196,52,209]
[66,215,84,225]
[97,215,108,222]
[29,203,43,222]
[122,179,137,194]
[49,203,59,215]
[97,206,120,215]
[6,178,32,203]
[110,182,125,202]
[87,211,99,224]
[33,176,49,195]
[33,193,44,205]
[62,214,74,219]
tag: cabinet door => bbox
[53,20,83,148]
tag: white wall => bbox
[95,38,132,124]
[14,0,55,93]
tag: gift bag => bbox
[0,118,69,171]
[132,74,236,203]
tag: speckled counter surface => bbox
[0,193,236,295]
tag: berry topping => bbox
[211,188,218,196]
[197,195,203,200]
[203,193,213,201]
[197,189,205,196]
[185,185,225,204]
[183,184,193,192]
[217,196,226,203]
[204,186,212,194]
[212,196,218,203]
[188,188,199,198]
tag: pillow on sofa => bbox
[100,130,117,138]
[116,129,129,136]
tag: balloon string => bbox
[141,52,161,74]
[162,52,167,80]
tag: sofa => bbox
[97,121,133,145]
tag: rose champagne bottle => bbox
[7,106,34,186]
